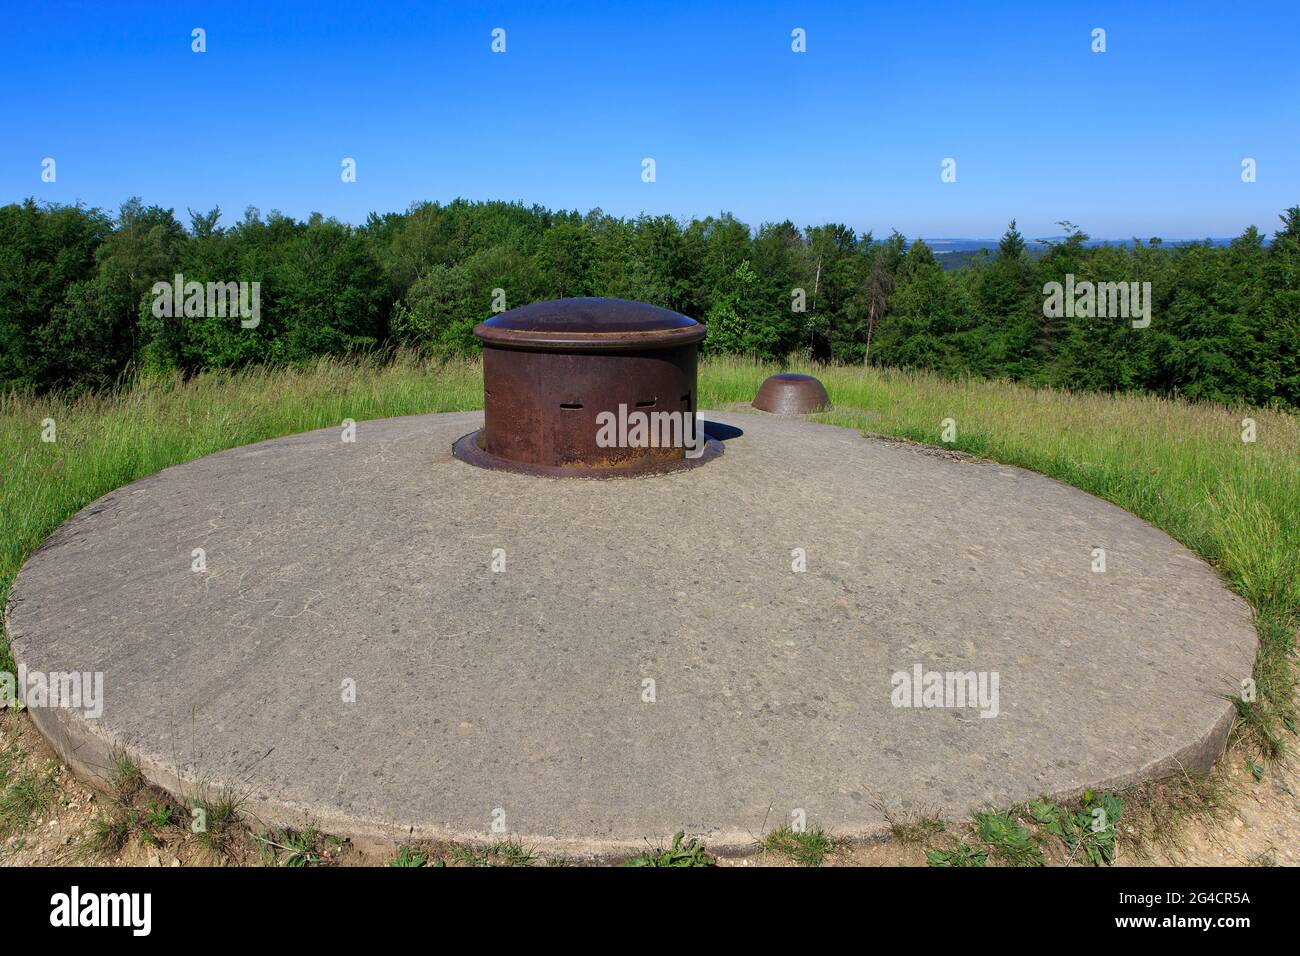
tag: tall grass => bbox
[0,353,480,673]
[702,355,1300,755]
[2,352,1296,754]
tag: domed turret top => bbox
[475,297,704,351]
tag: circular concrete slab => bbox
[6,411,1256,856]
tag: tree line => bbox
[1,197,1296,408]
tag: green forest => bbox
[1,197,1297,408]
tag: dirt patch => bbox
[3,706,1293,867]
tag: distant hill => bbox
[928,237,1247,271]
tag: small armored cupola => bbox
[457,297,720,477]
[752,373,831,414]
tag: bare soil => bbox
[2,709,1293,868]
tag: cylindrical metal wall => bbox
[458,297,719,477]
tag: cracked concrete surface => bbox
[5,411,1258,855]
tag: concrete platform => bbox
[5,411,1257,856]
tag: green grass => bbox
[926,843,988,867]
[1029,791,1123,866]
[144,799,174,829]
[700,355,1300,759]
[623,830,716,867]
[923,793,1129,867]
[0,352,482,677]
[1110,770,1232,861]
[82,756,208,859]
[0,731,58,841]
[761,824,834,866]
[0,350,1295,831]
[390,845,429,867]
[188,790,246,862]
[0,760,58,840]
[109,749,145,806]
[974,811,1044,866]
[258,826,325,867]
[86,814,131,855]
[451,839,537,867]
[889,816,946,845]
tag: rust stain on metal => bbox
[457,297,722,477]
[752,373,832,415]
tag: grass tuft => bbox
[257,825,325,867]
[623,831,716,867]
[188,790,245,863]
[390,845,429,867]
[451,839,537,867]
[86,814,132,855]
[0,761,57,840]
[890,817,946,845]
[926,843,988,867]
[974,811,1044,867]
[761,824,834,866]
[1112,770,1234,862]
[109,749,145,806]
[1029,791,1122,866]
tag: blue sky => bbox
[2,1,1296,240]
